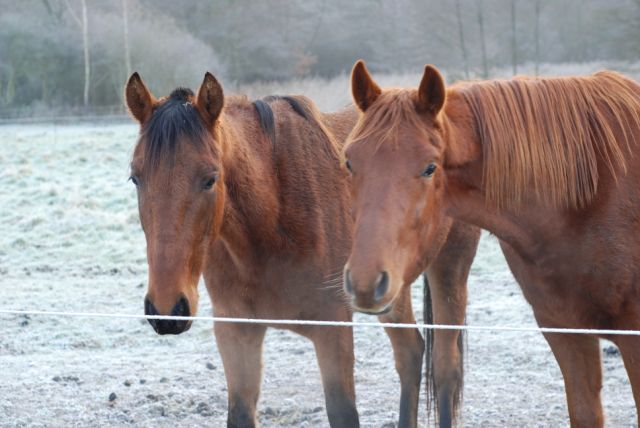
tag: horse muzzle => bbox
[144,295,193,335]
[344,268,393,313]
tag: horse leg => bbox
[425,268,468,428]
[424,222,479,427]
[540,329,604,427]
[309,323,360,428]
[378,284,424,428]
[214,322,268,428]
[611,334,640,425]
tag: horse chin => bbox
[353,303,392,316]
[152,319,193,335]
[351,302,393,315]
[181,320,193,333]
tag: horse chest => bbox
[204,259,343,321]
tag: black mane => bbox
[252,95,312,146]
[141,91,313,166]
[141,87,207,166]
[169,87,194,101]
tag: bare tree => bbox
[534,0,541,75]
[80,0,90,106]
[122,0,132,78]
[455,0,469,78]
[477,0,489,78]
[64,0,91,106]
[511,0,517,75]
[576,3,586,62]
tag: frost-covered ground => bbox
[1,64,639,427]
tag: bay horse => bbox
[344,59,640,427]
[124,72,478,427]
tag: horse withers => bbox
[344,59,640,426]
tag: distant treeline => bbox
[1,0,639,115]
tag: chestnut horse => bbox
[344,59,640,427]
[124,72,478,427]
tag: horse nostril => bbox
[374,271,389,302]
[171,296,191,317]
[144,296,158,315]
[144,296,159,331]
[344,269,354,296]
[145,295,192,335]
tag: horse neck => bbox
[212,101,355,272]
[214,109,283,264]
[322,105,359,150]
[442,90,541,261]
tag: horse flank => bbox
[459,71,640,210]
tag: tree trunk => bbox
[122,0,132,78]
[455,0,469,79]
[6,67,15,106]
[534,0,541,76]
[477,0,489,78]
[81,0,90,107]
[576,3,586,61]
[511,0,517,75]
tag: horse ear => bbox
[351,60,381,112]
[125,72,156,123]
[417,65,446,116]
[196,72,224,127]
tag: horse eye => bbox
[129,176,139,186]
[345,159,353,173]
[203,176,217,190]
[421,163,437,177]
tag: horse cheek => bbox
[210,188,226,239]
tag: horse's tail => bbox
[455,311,466,425]
[423,272,437,422]
[423,272,466,425]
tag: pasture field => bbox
[1,65,638,427]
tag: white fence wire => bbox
[1,308,639,336]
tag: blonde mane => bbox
[345,90,435,154]
[459,71,640,209]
